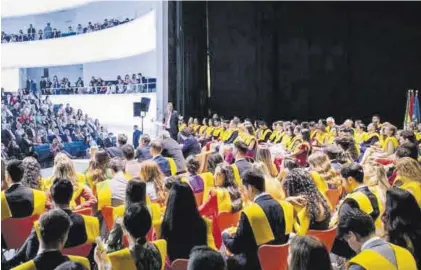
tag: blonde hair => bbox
[396,157,421,183]
[364,161,390,193]
[308,152,341,187]
[52,158,79,190]
[256,148,278,177]
[140,160,167,203]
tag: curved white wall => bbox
[2,0,94,18]
[1,11,156,68]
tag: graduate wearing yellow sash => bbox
[256,121,272,143]
[393,157,421,207]
[12,209,91,270]
[337,209,417,270]
[222,169,293,270]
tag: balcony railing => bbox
[44,83,156,95]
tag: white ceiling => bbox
[1,0,96,18]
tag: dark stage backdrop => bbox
[171,2,421,126]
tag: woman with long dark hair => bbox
[288,235,332,270]
[184,155,205,196]
[382,188,421,269]
[207,152,224,174]
[160,181,214,261]
[283,168,331,235]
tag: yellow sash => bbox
[35,215,99,245]
[199,126,208,135]
[193,124,201,133]
[258,129,272,141]
[204,217,217,250]
[1,191,12,220]
[70,185,85,209]
[354,131,366,145]
[288,137,303,152]
[96,180,112,211]
[205,127,215,137]
[293,205,311,236]
[166,158,177,176]
[347,243,417,270]
[314,132,327,145]
[11,255,90,270]
[178,123,186,131]
[394,176,421,207]
[107,240,167,270]
[345,191,382,229]
[215,189,233,213]
[242,200,293,245]
[269,130,278,142]
[364,132,380,143]
[201,172,215,203]
[230,164,242,187]
[382,136,399,152]
[309,171,328,196]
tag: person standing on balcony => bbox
[44,23,52,39]
[37,30,43,40]
[27,24,36,40]
[76,24,83,35]
[52,28,60,38]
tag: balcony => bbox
[1,10,156,68]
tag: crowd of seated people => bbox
[1,17,133,43]
[38,73,153,95]
[1,88,113,162]
[2,111,421,270]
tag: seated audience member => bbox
[338,209,416,270]
[97,203,164,270]
[232,141,251,177]
[382,188,421,269]
[324,144,346,171]
[199,163,242,217]
[184,155,205,194]
[140,160,166,204]
[7,179,99,267]
[206,152,224,174]
[363,161,390,205]
[288,236,332,270]
[1,159,47,219]
[223,119,239,144]
[161,131,187,173]
[54,261,87,270]
[106,134,127,158]
[86,150,110,190]
[180,129,201,158]
[188,246,227,270]
[104,158,129,207]
[49,158,97,210]
[252,162,284,200]
[135,134,152,162]
[393,157,421,207]
[122,144,141,178]
[150,140,171,177]
[283,168,331,235]
[21,156,42,190]
[222,169,292,270]
[11,209,90,270]
[255,148,278,177]
[331,163,383,259]
[160,181,215,262]
[256,121,272,143]
[308,151,342,189]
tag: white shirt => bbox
[361,236,381,250]
[146,181,157,201]
[166,110,172,129]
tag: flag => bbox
[404,90,411,129]
[409,90,415,123]
[413,90,420,124]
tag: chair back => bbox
[194,192,204,206]
[63,243,93,257]
[171,259,189,270]
[217,211,240,232]
[258,244,289,270]
[74,207,92,216]
[102,206,114,231]
[2,215,39,249]
[325,189,341,209]
[307,226,337,251]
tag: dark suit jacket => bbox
[4,183,35,218]
[17,250,72,270]
[164,110,179,140]
[161,137,186,173]
[136,144,152,162]
[133,130,142,149]
[9,209,90,267]
[182,135,201,158]
[106,146,123,158]
[223,194,289,270]
[153,155,171,177]
[235,159,252,178]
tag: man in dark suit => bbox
[233,141,252,177]
[135,134,152,162]
[163,102,179,140]
[222,169,291,270]
[106,134,127,158]
[161,131,186,174]
[180,129,201,158]
[132,125,142,149]
[6,179,99,268]
[150,140,171,177]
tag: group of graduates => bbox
[1,113,421,270]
